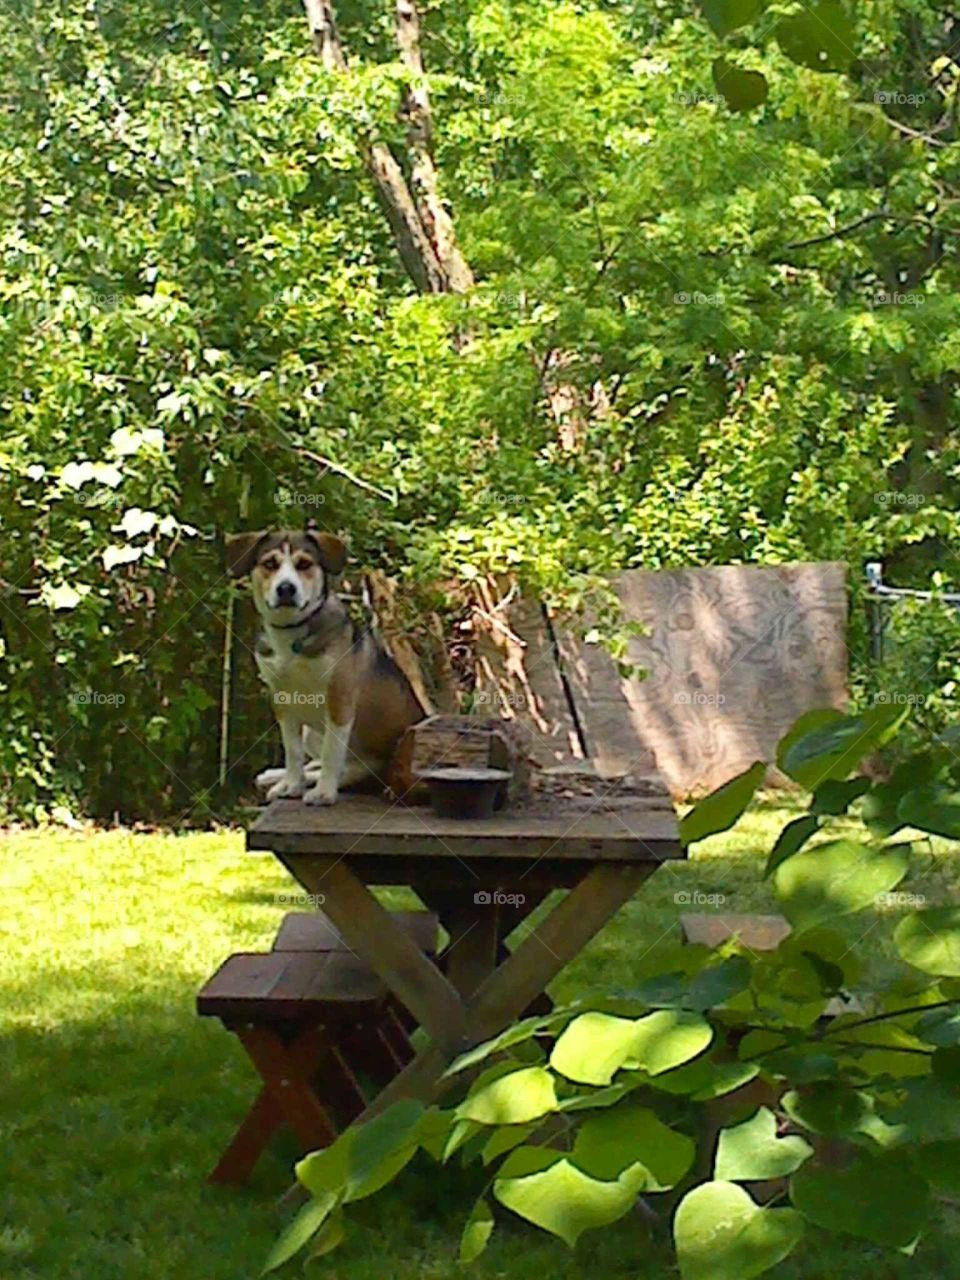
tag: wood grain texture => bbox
[249,792,682,862]
[283,856,467,1045]
[550,562,849,797]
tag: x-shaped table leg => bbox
[283,858,656,1122]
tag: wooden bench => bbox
[198,910,437,1185]
[272,909,437,956]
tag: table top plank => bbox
[249,791,682,863]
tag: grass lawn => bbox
[4,804,960,1279]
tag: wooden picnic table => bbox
[247,770,682,1120]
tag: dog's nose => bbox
[274,580,297,605]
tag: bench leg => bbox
[209,1087,284,1186]
[209,1023,340,1184]
[237,1024,340,1155]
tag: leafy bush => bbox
[266,707,960,1278]
[860,590,960,759]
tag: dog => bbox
[225,529,424,805]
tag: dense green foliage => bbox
[269,708,960,1277]
[2,0,959,817]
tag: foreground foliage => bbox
[271,706,960,1277]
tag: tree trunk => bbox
[302,0,472,295]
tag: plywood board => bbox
[550,562,848,797]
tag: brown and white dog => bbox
[226,529,423,805]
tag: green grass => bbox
[3,808,960,1279]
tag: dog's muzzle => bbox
[272,580,299,607]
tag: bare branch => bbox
[785,209,937,251]
[296,446,397,502]
[394,0,473,291]
[300,0,451,293]
[302,0,346,71]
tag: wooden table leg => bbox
[468,863,654,1041]
[282,856,465,1047]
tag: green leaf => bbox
[893,1076,960,1141]
[715,1107,813,1181]
[262,1193,337,1274]
[774,839,908,934]
[347,1099,424,1200]
[651,1059,761,1100]
[417,1107,455,1161]
[933,1046,960,1084]
[702,0,763,38]
[917,1141,960,1195]
[551,1010,713,1085]
[306,1209,345,1261]
[674,1181,804,1280]
[481,1124,535,1164]
[442,1010,575,1078]
[764,815,820,878]
[778,705,906,791]
[862,752,944,836]
[916,1006,960,1047]
[790,1152,928,1247]
[811,777,871,816]
[494,1156,645,1247]
[456,1066,558,1126]
[555,1078,645,1111]
[896,908,960,976]
[686,957,753,1010]
[297,1101,423,1206]
[781,1083,873,1138]
[572,1104,695,1190]
[459,1197,494,1263]
[680,761,766,846]
[712,58,768,113]
[897,783,960,838]
[443,1118,483,1161]
[776,2,856,73]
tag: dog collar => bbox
[270,599,326,636]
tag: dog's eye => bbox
[261,555,281,571]
[294,557,314,572]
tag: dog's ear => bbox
[307,532,347,574]
[225,531,269,579]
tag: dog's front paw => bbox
[304,775,339,806]
[255,767,286,791]
[266,773,306,801]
